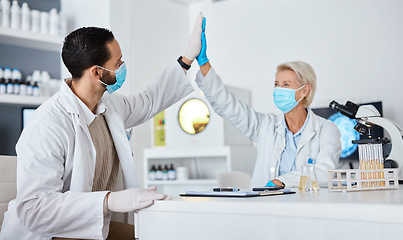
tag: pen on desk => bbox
[213,187,240,192]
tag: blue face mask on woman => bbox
[97,62,127,94]
[273,85,305,113]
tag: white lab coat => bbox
[195,67,341,188]
[0,63,193,240]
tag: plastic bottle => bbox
[40,11,48,35]
[10,0,19,29]
[41,70,50,96]
[4,67,12,94]
[148,165,156,181]
[20,2,29,31]
[1,0,10,28]
[30,9,39,33]
[59,10,67,36]
[298,158,319,192]
[12,68,21,94]
[168,164,176,180]
[49,8,58,36]
[25,75,32,95]
[0,68,6,94]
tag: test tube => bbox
[358,144,365,187]
[378,144,385,186]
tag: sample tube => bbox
[358,144,365,187]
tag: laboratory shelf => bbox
[0,94,48,105]
[148,179,217,185]
[144,146,231,159]
[0,27,63,52]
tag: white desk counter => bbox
[137,188,403,240]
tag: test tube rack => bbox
[328,169,399,192]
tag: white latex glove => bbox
[107,186,168,212]
[184,12,204,61]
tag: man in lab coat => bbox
[0,14,204,240]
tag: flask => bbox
[298,158,320,192]
[25,75,32,95]
[168,164,176,180]
[1,0,10,28]
[20,2,29,31]
[12,68,21,94]
[49,8,58,36]
[148,165,156,181]
[10,0,19,29]
[30,9,39,33]
[308,158,320,192]
[4,67,13,94]
[40,11,48,35]
[0,68,6,94]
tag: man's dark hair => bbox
[62,27,115,79]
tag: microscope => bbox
[330,100,403,182]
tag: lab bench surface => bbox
[136,187,403,240]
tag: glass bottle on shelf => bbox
[4,68,13,94]
[25,75,32,95]
[168,164,176,180]
[162,164,169,180]
[0,68,6,94]
[32,81,39,96]
[155,165,163,180]
[12,68,21,94]
[148,165,156,181]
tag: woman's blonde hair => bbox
[276,61,316,108]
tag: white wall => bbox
[131,0,190,185]
[190,0,403,127]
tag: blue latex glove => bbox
[265,180,277,187]
[196,17,209,66]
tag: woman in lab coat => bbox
[194,18,342,188]
[0,14,204,240]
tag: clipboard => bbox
[180,189,295,198]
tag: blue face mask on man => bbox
[273,85,305,113]
[97,62,127,94]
